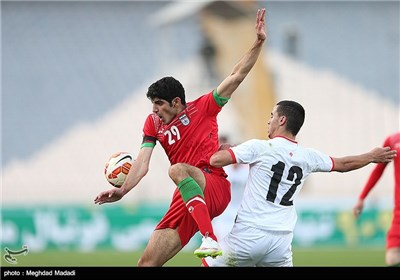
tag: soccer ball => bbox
[104,152,134,187]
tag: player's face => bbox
[267,106,279,139]
[151,97,178,125]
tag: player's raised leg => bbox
[169,163,222,258]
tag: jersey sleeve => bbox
[230,139,260,164]
[141,114,157,148]
[358,134,392,199]
[194,90,227,118]
[306,148,334,172]
[213,89,230,106]
[359,163,387,199]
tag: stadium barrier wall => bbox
[1,204,390,252]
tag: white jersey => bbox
[231,136,333,232]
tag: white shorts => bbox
[204,222,293,267]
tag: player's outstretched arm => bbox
[210,149,234,167]
[94,147,153,205]
[332,146,396,173]
[216,8,267,99]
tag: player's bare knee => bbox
[168,163,187,180]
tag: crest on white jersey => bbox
[179,114,190,126]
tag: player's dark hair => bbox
[146,76,186,106]
[276,100,305,136]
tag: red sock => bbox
[186,197,217,241]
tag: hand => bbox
[353,199,364,218]
[218,143,233,151]
[94,188,124,205]
[370,146,397,163]
[255,8,267,42]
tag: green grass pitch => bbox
[1,247,386,267]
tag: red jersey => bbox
[142,90,226,176]
[360,132,400,249]
[359,132,400,211]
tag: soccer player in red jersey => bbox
[353,131,400,266]
[94,8,267,266]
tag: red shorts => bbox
[155,171,231,247]
[387,209,400,249]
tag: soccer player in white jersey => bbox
[202,100,397,267]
